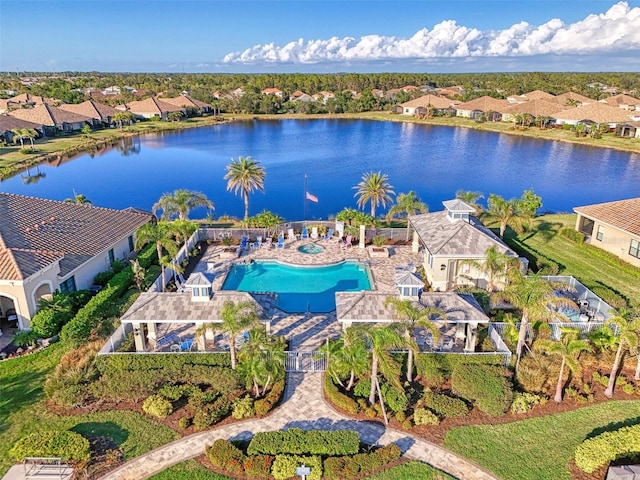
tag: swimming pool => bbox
[221,260,373,313]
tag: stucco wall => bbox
[589,221,640,268]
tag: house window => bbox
[128,235,134,252]
[108,249,115,264]
[630,240,640,259]
[200,287,209,297]
[192,288,200,297]
[596,226,604,241]
[59,277,76,293]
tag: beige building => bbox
[574,197,640,268]
[409,200,519,291]
[0,193,151,331]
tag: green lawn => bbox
[502,214,640,308]
[443,400,640,480]
[149,460,450,480]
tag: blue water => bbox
[221,260,372,312]
[2,120,640,219]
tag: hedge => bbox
[243,454,274,478]
[422,392,470,418]
[416,353,505,378]
[207,439,245,475]
[451,364,513,416]
[9,431,91,462]
[137,242,159,268]
[96,352,231,375]
[247,428,359,456]
[142,395,173,418]
[575,424,640,473]
[559,227,585,243]
[323,375,359,415]
[272,455,322,480]
[254,379,285,416]
[323,444,402,479]
[30,308,69,338]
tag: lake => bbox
[2,119,639,220]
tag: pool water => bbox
[221,260,372,312]
[298,244,324,254]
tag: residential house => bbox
[8,104,92,135]
[397,94,453,117]
[58,99,119,126]
[552,92,593,107]
[0,115,43,144]
[574,197,640,268]
[615,121,640,139]
[401,85,419,92]
[161,94,213,114]
[455,96,509,121]
[231,87,245,97]
[313,91,335,104]
[121,97,186,120]
[0,193,152,330]
[500,99,564,124]
[436,85,465,98]
[290,91,315,103]
[521,90,556,101]
[409,199,519,291]
[102,86,121,96]
[553,103,632,128]
[335,291,491,352]
[261,88,283,98]
[601,94,640,111]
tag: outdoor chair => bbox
[240,236,248,250]
[262,237,272,249]
[287,228,297,241]
[256,236,263,248]
[277,234,285,249]
[180,338,194,351]
[395,261,415,272]
[301,227,309,239]
[311,227,319,239]
[322,228,334,241]
[342,234,352,248]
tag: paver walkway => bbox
[98,373,499,480]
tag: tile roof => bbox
[500,99,565,117]
[442,199,475,213]
[58,100,119,121]
[454,96,510,112]
[120,291,276,323]
[0,114,43,132]
[522,90,556,101]
[0,193,152,281]
[8,104,93,126]
[601,94,640,108]
[552,92,593,106]
[161,95,211,109]
[335,291,489,323]
[8,93,55,105]
[574,197,640,238]
[554,102,631,123]
[399,94,453,109]
[125,97,184,115]
[395,271,424,286]
[409,211,516,257]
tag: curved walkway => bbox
[98,373,499,480]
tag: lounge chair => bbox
[180,338,194,351]
[322,228,334,241]
[287,228,297,241]
[256,236,263,249]
[301,227,309,239]
[342,234,352,248]
[395,261,415,272]
[276,234,285,249]
[311,227,319,240]
[240,235,248,250]
[262,237,272,249]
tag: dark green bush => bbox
[590,286,628,310]
[575,424,640,473]
[353,378,407,413]
[323,444,401,479]
[323,375,359,415]
[93,269,116,287]
[247,428,359,456]
[137,243,159,269]
[452,364,513,416]
[12,330,40,347]
[30,309,68,338]
[9,431,90,462]
[95,352,231,375]
[415,353,505,378]
[193,396,232,430]
[423,392,470,418]
[559,227,585,243]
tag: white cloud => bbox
[223,2,640,64]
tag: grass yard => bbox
[443,400,640,480]
[502,214,640,308]
[148,460,450,480]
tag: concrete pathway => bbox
[98,373,499,480]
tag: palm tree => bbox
[384,297,445,382]
[386,191,428,240]
[536,328,591,403]
[224,156,266,220]
[455,189,484,215]
[130,259,146,291]
[152,189,213,220]
[354,323,405,406]
[493,273,576,372]
[465,246,520,292]
[11,129,25,149]
[486,194,530,238]
[320,328,368,391]
[135,221,179,292]
[220,300,261,370]
[167,111,183,122]
[113,112,134,129]
[64,190,92,205]
[238,328,286,397]
[604,309,640,398]
[354,171,395,218]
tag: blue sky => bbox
[1,0,639,72]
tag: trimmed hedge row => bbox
[416,353,506,379]
[95,352,231,375]
[324,375,359,414]
[559,227,585,243]
[451,364,513,417]
[323,444,401,479]
[273,455,322,480]
[422,392,470,418]
[255,379,285,415]
[575,424,640,473]
[9,431,91,462]
[137,243,159,268]
[248,428,359,456]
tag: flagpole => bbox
[304,174,308,222]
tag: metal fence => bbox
[149,229,201,292]
[24,457,71,479]
[491,321,608,342]
[542,275,614,321]
[284,351,326,373]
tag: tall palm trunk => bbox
[157,242,166,292]
[229,341,237,370]
[369,355,379,405]
[406,331,414,383]
[243,191,250,220]
[370,203,375,218]
[635,351,640,381]
[605,342,625,398]
[500,220,507,238]
[554,357,566,403]
[346,370,355,391]
[515,313,529,372]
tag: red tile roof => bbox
[574,197,640,238]
[58,100,119,122]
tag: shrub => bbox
[416,353,505,378]
[401,419,413,430]
[193,397,232,430]
[178,417,191,430]
[93,270,116,286]
[376,443,402,464]
[207,439,245,475]
[243,454,274,478]
[96,353,231,376]
[353,378,372,398]
[272,455,322,480]
[232,396,255,419]
[248,428,359,456]
[12,330,40,347]
[158,384,191,401]
[353,378,406,412]
[413,408,440,426]
[9,431,90,462]
[142,395,173,419]
[575,424,640,473]
[422,392,470,418]
[559,227,585,243]
[590,286,628,310]
[395,411,406,422]
[137,242,159,269]
[536,258,560,275]
[30,309,67,338]
[323,375,358,415]
[510,392,544,414]
[452,364,513,416]
[324,457,347,479]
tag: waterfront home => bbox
[601,94,640,111]
[313,91,335,104]
[409,199,519,291]
[161,94,213,115]
[120,97,185,120]
[290,91,315,103]
[520,90,556,102]
[574,197,640,268]
[0,193,152,330]
[454,96,509,121]
[261,88,283,98]
[553,102,631,128]
[58,99,120,127]
[552,92,593,107]
[396,94,454,117]
[8,104,93,135]
[0,115,43,144]
[500,99,564,124]
[616,121,640,139]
